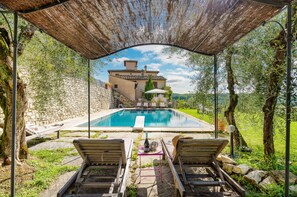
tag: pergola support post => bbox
[88,59,91,138]
[285,3,292,197]
[214,55,218,138]
[11,12,18,197]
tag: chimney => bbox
[124,60,138,70]
[144,65,147,75]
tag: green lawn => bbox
[178,109,297,173]
[0,148,79,197]
[179,108,297,196]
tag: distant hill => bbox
[172,93,194,101]
[172,93,229,105]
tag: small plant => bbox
[105,82,112,89]
[131,133,142,161]
[126,185,137,197]
[218,119,226,131]
[100,134,108,139]
[91,132,102,138]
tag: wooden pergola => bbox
[0,0,293,196]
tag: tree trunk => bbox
[224,47,248,147]
[262,29,286,159]
[0,24,35,165]
[0,50,28,165]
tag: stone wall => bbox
[27,77,115,125]
[0,77,115,126]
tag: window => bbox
[114,84,118,88]
[153,82,158,88]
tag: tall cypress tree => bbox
[144,75,154,101]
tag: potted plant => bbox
[105,82,112,89]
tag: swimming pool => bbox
[78,109,203,128]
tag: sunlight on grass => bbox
[179,108,297,196]
[178,109,297,173]
[0,148,80,197]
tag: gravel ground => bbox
[29,141,74,151]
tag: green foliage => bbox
[181,109,297,195]
[144,75,154,101]
[0,148,79,197]
[176,99,188,109]
[17,31,106,118]
[163,86,173,101]
[19,31,89,114]
[126,185,137,197]
[178,109,214,124]
[180,109,297,174]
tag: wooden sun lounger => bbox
[143,102,149,108]
[136,102,142,108]
[159,102,166,108]
[161,138,245,197]
[57,138,133,197]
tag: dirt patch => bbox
[29,141,74,151]
[0,159,35,196]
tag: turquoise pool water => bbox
[79,109,202,127]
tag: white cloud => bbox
[156,52,188,67]
[165,67,195,77]
[145,63,162,71]
[133,45,189,67]
[140,56,149,62]
[133,45,166,54]
[166,74,193,94]
[111,57,129,67]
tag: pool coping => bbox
[61,108,215,133]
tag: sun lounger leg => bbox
[178,157,188,185]
[212,155,227,191]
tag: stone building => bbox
[108,60,166,101]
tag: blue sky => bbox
[93,45,195,94]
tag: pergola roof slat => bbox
[0,0,290,59]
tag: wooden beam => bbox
[252,0,289,6]
[18,0,70,14]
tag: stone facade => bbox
[0,77,114,126]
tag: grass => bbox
[178,108,297,196]
[91,131,102,138]
[132,133,143,162]
[0,148,79,197]
[178,109,214,124]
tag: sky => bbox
[93,45,196,94]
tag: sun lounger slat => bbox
[189,181,226,186]
[83,153,122,156]
[178,173,215,179]
[81,150,122,153]
[81,182,119,188]
[181,147,219,151]
[179,152,217,158]
[64,194,118,197]
[81,143,120,149]
[87,157,122,161]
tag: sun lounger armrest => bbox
[119,139,133,196]
[161,139,185,197]
[57,171,79,197]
